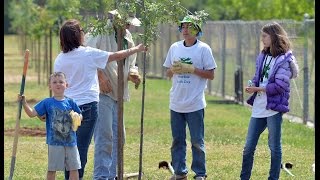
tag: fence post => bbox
[160,25,165,78]
[234,69,243,103]
[221,24,226,97]
[255,22,261,58]
[303,13,309,124]
[235,22,243,104]
[152,41,157,75]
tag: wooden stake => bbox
[9,49,30,180]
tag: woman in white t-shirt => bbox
[54,19,147,180]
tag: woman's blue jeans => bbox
[65,101,98,179]
[240,112,283,180]
[170,109,206,178]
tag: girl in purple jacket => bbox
[240,22,299,180]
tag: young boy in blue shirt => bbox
[19,72,82,180]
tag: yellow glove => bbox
[128,67,141,89]
[70,110,82,131]
[171,61,195,74]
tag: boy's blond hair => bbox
[49,72,67,83]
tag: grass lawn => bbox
[4,35,315,179]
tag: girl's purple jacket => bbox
[247,50,299,113]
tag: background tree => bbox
[8,0,38,51]
[202,0,314,20]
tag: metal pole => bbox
[160,25,165,78]
[138,51,146,180]
[236,22,243,103]
[221,24,226,97]
[303,13,309,124]
[139,0,146,179]
[152,41,157,75]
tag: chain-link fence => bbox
[134,18,315,125]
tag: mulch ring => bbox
[4,127,46,137]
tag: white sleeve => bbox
[203,46,217,70]
[86,47,109,69]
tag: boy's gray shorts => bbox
[48,145,81,171]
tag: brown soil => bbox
[4,127,46,137]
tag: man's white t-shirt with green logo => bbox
[163,40,217,113]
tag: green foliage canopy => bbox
[82,0,204,45]
[181,0,314,20]
[7,0,314,42]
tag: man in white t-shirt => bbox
[163,15,217,180]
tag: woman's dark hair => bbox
[261,22,291,57]
[59,19,83,53]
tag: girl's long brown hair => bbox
[261,22,291,57]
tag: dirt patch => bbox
[4,127,46,137]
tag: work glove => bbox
[128,67,141,89]
[171,61,195,74]
[70,110,82,131]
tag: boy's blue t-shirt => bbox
[34,97,81,146]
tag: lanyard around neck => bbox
[260,55,273,82]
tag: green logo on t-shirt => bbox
[179,57,193,64]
